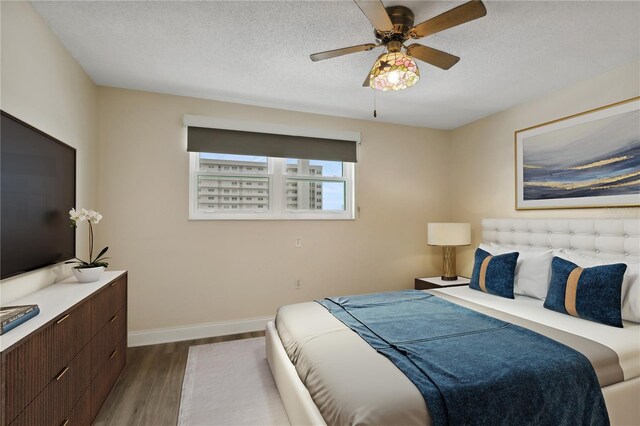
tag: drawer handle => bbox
[55,366,70,381]
[110,281,117,287]
[109,314,118,323]
[109,349,118,359]
[60,419,69,426]
[56,314,70,324]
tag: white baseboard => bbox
[127,316,273,347]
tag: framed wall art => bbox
[515,97,640,210]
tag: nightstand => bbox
[415,276,470,290]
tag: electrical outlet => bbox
[295,237,302,248]
[295,279,302,289]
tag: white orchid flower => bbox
[69,207,85,222]
[66,207,109,271]
[90,212,103,224]
[69,207,102,224]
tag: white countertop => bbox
[0,270,127,352]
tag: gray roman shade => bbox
[187,126,358,163]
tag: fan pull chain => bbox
[373,90,377,118]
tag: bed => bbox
[266,218,640,425]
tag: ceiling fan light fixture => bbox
[369,51,420,91]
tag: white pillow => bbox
[479,243,553,300]
[557,251,640,324]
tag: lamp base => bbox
[441,246,458,281]
[441,275,459,281]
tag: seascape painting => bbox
[516,98,640,209]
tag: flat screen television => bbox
[1,111,76,280]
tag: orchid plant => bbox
[65,208,110,269]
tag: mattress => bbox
[275,287,640,426]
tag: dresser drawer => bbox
[9,344,90,426]
[91,275,127,336]
[4,301,91,423]
[90,337,126,421]
[60,388,90,426]
[90,306,126,380]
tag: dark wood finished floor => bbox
[92,331,266,426]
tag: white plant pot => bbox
[73,266,105,283]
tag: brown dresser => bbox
[0,272,127,426]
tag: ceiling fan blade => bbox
[406,44,460,70]
[410,0,487,39]
[310,43,379,62]
[362,71,371,87]
[353,0,394,33]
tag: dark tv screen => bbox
[1,111,76,280]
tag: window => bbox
[190,154,354,219]
[185,116,358,220]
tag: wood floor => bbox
[92,331,266,426]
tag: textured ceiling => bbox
[32,1,640,130]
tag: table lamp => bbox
[427,223,471,281]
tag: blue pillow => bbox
[544,257,626,327]
[470,248,518,299]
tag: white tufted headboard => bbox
[482,218,640,263]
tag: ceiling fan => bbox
[310,0,487,91]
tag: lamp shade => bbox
[427,223,471,246]
[369,51,420,91]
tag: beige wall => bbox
[0,1,99,304]
[450,61,640,277]
[97,88,451,331]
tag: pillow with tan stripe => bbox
[544,257,627,328]
[469,248,518,299]
[559,251,639,323]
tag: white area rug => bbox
[178,337,291,426]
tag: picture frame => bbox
[515,97,640,210]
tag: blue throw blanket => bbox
[317,290,609,426]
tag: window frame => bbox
[189,154,355,220]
